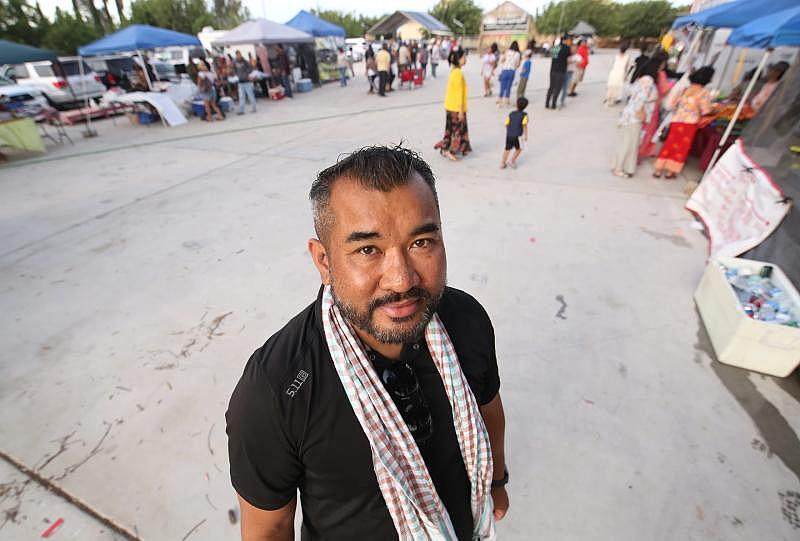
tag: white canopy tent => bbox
[212,19,314,47]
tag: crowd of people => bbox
[356,37,457,96]
[183,43,296,122]
[609,40,791,180]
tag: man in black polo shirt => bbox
[226,146,509,540]
[546,34,573,109]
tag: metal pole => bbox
[701,49,771,181]
[716,45,734,94]
[137,49,154,91]
[79,56,97,137]
[680,26,704,74]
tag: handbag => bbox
[656,111,673,142]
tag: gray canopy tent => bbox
[212,19,319,84]
[569,21,596,37]
[212,19,314,46]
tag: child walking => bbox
[501,97,529,169]
[517,50,532,98]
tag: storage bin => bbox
[191,100,205,118]
[694,257,800,377]
[297,78,313,93]
[219,96,233,113]
[137,111,157,124]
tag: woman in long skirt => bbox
[638,53,671,161]
[606,42,632,106]
[654,66,715,179]
[612,61,657,177]
[435,48,471,160]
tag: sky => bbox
[36,0,684,28]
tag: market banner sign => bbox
[686,139,790,258]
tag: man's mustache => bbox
[368,287,435,312]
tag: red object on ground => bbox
[413,69,423,86]
[41,518,64,538]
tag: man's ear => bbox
[308,238,331,285]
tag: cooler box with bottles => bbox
[694,257,800,377]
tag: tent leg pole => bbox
[681,27,704,74]
[136,49,166,127]
[701,49,771,182]
[716,45,734,94]
[79,56,97,138]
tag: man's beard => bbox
[330,283,443,344]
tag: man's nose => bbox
[379,248,420,293]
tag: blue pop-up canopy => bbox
[672,0,799,29]
[78,24,201,56]
[285,10,346,37]
[728,5,800,48]
[702,5,800,179]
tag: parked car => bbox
[85,55,136,89]
[345,38,366,62]
[150,60,179,83]
[0,74,48,117]
[0,58,105,109]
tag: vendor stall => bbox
[0,117,45,160]
[687,5,800,284]
[212,19,319,86]
[78,25,203,128]
[286,10,345,84]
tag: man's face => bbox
[313,174,447,344]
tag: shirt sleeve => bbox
[522,114,528,126]
[479,314,501,405]
[504,116,510,126]
[226,359,302,510]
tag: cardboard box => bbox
[695,257,800,377]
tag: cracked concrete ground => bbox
[1,50,799,540]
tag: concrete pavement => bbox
[1,50,798,540]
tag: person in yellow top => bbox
[376,44,392,97]
[434,47,471,161]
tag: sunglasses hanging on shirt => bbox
[379,361,434,446]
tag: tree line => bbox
[0,0,247,55]
[1,0,687,57]
[535,0,688,39]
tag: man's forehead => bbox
[328,174,436,208]
[326,175,439,228]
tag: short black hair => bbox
[449,47,466,67]
[517,96,529,110]
[309,145,439,240]
[689,66,715,86]
[509,41,519,52]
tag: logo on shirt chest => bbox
[285,369,310,398]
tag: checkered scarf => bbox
[321,285,496,540]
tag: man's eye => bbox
[359,246,376,256]
[412,239,431,248]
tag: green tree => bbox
[212,0,248,29]
[129,0,214,34]
[310,9,383,38]
[535,0,619,36]
[42,7,102,54]
[616,1,680,38]
[429,0,482,35]
[0,0,52,47]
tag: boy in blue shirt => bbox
[501,97,529,169]
[517,50,532,99]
